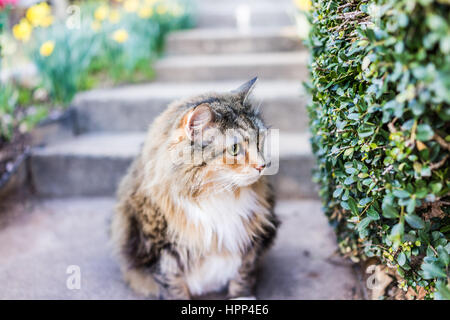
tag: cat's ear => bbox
[184,103,213,140]
[231,77,258,103]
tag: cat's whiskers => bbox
[254,97,264,114]
[201,176,240,194]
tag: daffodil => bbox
[94,5,109,21]
[294,0,312,11]
[12,19,32,42]
[39,40,55,57]
[112,29,129,43]
[109,9,121,23]
[138,6,153,18]
[40,14,54,27]
[26,2,53,27]
[124,0,139,12]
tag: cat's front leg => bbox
[227,249,258,299]
[154,249,191,300]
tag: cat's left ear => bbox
[184,103,213,140]
[231,77,258,103]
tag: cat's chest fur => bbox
[182,187,263,253]
[179,187,265,295]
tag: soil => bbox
[0,132,30,187]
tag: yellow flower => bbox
[294,0,312,11]
[40,40,55,57]
[124,0,139,12]
[94,5,109,21]
[12,19,32,42]
[26,2,53,27]
[40,15,54,27]
[112,29,129,43]
[91,20,102,32]
[109,9,121,23]
[156,4,167,15]
[138,6,153,18]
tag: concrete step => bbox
[155,51,308,82]
[72,81,308,134]
[0,197,361,299]
[29,132,317,199]
[193,3,296,29]
[166,27,303,55]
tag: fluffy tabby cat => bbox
[111,77,279,299]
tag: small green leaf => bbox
[367,207,380,220]
[437,246,449,267]
[389,223,404,249]
[422,262,447,279]
[406,198,416,214]
[382,202,399,219]
[344,176,355,185]
[393,189,410,198]
[348,197,359,215]
[435,281,450,300]
[430,182,442,194]
[397,252,407,266]
[416,124,434,141]
[405,214,425,229]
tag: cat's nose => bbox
[254,164,266,172]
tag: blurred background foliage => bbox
[0,0,192,144]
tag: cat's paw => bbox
[229,296,257,300]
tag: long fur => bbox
[111,81,279,299]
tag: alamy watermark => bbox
[66,265,81,290]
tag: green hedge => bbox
[306,0,449,299]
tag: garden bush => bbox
[306,0,449,299]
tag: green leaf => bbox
[405,214,425,229]
[422,262,447,279]
[344,148,354,158]
[435,281,450,300]
[382,202,399,219]
[397,252,407,266]
[416,124,434,141]
[437,246,449,267]
[348,197,359,215]
[357,217,372,233]
[344,176,355,185]
[367,207,380,220]
[406,198,416,214]
[430,182,442,194]
[393,189,410,198]
[389,223,404,249]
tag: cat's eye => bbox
[227,143,240,156]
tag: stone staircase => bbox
[29,0,316,200]
[0,0,364,300]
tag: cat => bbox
[110,77,279,299]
